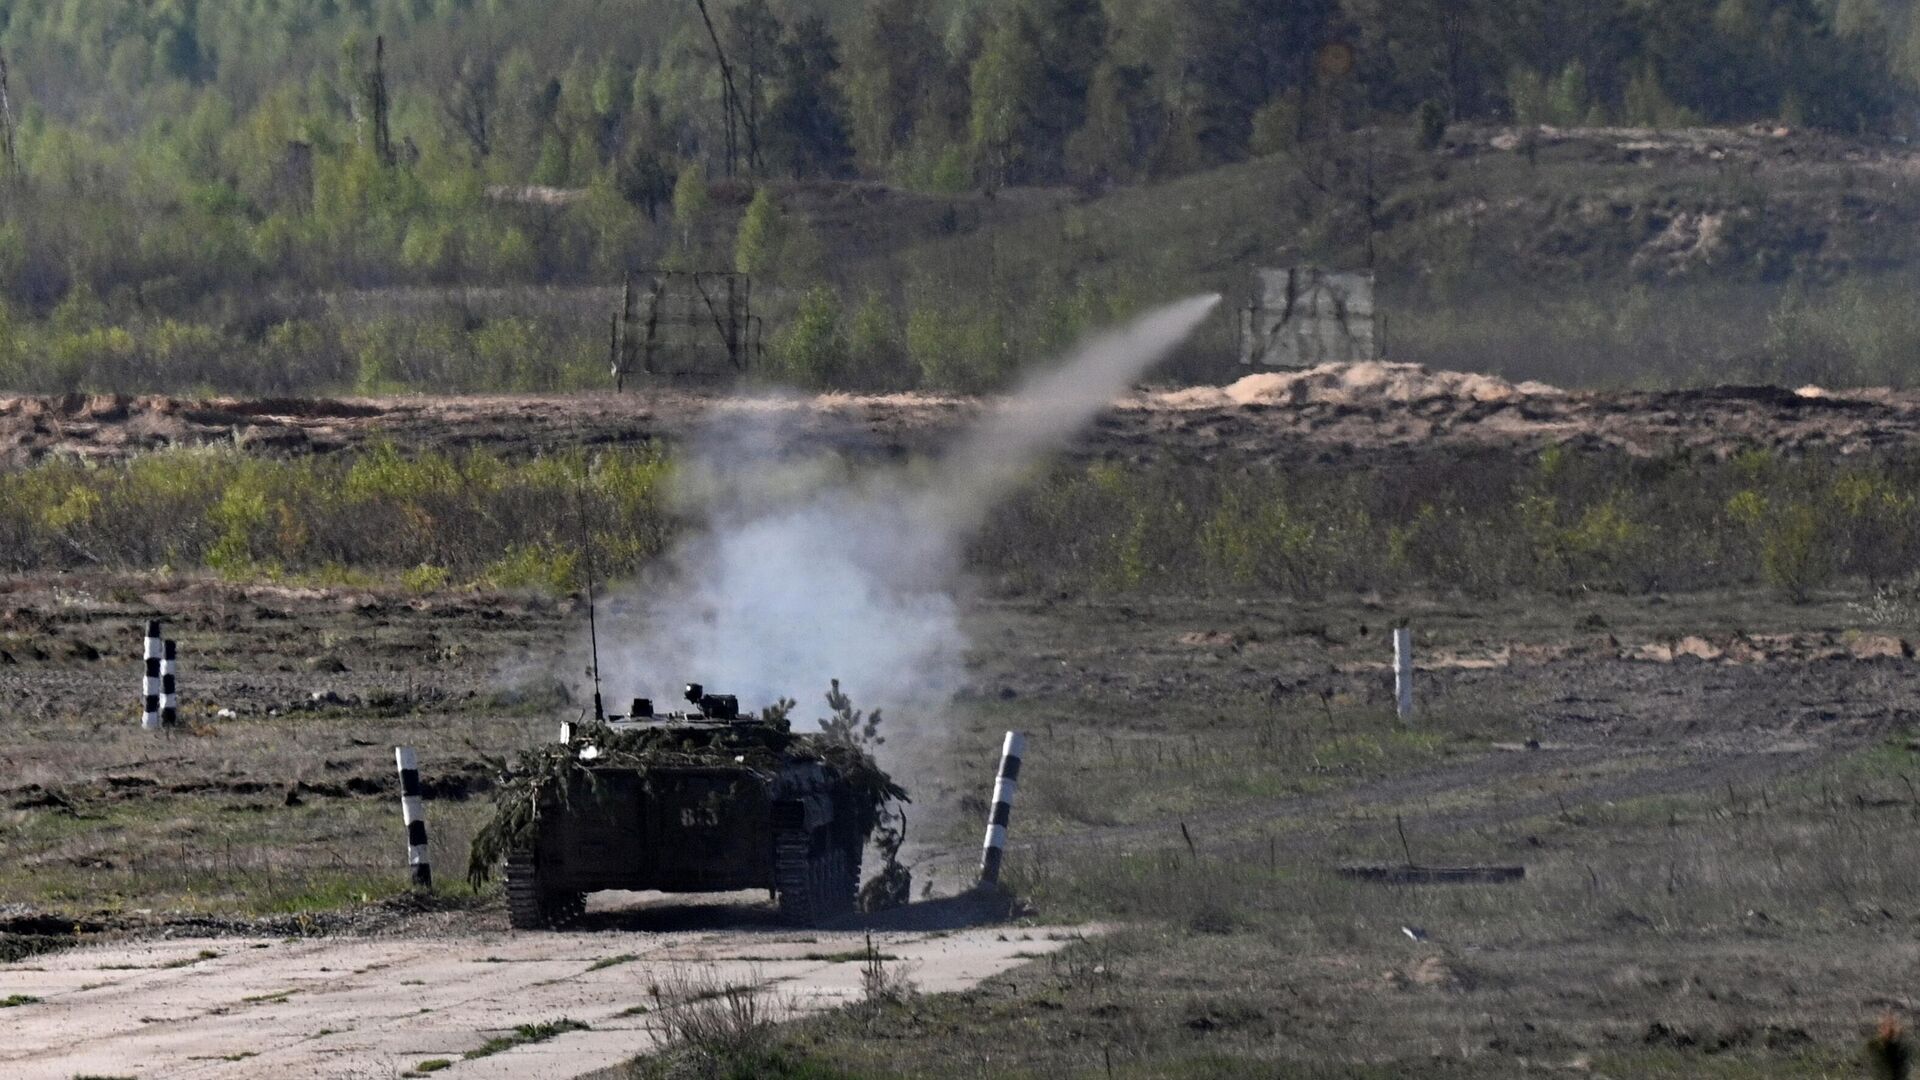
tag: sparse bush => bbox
[648,967,777,1071]
[1761,501,1832,602]
[854,933,916,1012]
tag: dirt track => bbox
[6,363,1920,468]
[0,920,1072,1080]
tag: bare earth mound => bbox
[1152,361,1564,408]
[4,365,1920,467]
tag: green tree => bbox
[764,15,856,178]
[968,0,1107,184]
[773,286,848,388]
[1016,0,1108,174]
[531,134,570,186]
[1548,61,1590,125]
[1247,94,1302,157]
[1507,67,1549,124]
[969,20,1044,187]
[616,91,676,220]
[1345,0,1500,119]
[1621,64,1694,127]
[670,162,711,268]
[734,186,785,278]
[1172,0,1345,161]
[1066,63,1156,185]
[844,0,951,173]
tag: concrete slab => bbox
[0,926,1077,1079]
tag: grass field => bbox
[6,373,1920,1076]
[629,590,1920,1077]
[7,561,1918,1076]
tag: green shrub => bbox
[845,290,907,389]
[1761,501,1832,602]
[400,221,453,273]
[400,563,451,594]
[735,187,783,279]
[1416,100,1448,151]
[1248,94,1301,157]
[471,318,550,391]
[1760,278,1920,387]
[344,445,462,503]
[773,288,849,389]
[906,301,1008,392]
[205,467,279,577]
[480,543,581,594]
[4,442,1920,603]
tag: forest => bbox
[0,0,1914,393]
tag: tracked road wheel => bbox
[776,828,858,927]
[505,853,585,930]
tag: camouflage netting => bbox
[468,685,907,888]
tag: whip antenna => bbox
[576,454,605,723]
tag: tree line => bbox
[0,0,1910,394]
[2,0,1906,192]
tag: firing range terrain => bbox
[9,362,1920,469]
[5,364,1920,1077]
[11,0,1920,1069]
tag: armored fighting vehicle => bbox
[483,684,897,930]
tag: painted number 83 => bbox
[679,807,721,828]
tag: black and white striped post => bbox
[160,639,179,727]
[141,621,163,731]
[394,747,431,890]
[977,731,1025,888]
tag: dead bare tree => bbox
[1295,126,1391,270]
[442,57,497,161]
[369,36,395,167]
[0,54,20,185]
[691,0,748,178]
[728,0,781,176]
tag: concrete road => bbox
[0,922,1074,1079]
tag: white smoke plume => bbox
[593,294,1221,725]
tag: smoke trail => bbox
[595,294,1221,721]
[919,293,1224,534]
